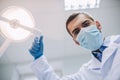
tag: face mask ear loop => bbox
[73,37,80,45]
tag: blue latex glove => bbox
[29,36,44,60]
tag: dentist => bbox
[29,12,120,80]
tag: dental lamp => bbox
[0,6,42,58]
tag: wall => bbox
[0,0,120,79]
[0,64,20,80]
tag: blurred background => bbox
[0,0,120,80]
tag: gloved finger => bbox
[39,36,43,44]
[32,37,41,48]
[29,49,35,54]
[29,49,38,54]
[34,37,39,44]
[29,50,38,57]
[40,45,43,53]
[32,42,40,48]
[39,42,43,51]
[29,49,42,58]
[31,45,40,51]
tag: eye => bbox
[73,28,80,35]
[82,20,90,28]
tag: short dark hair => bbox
[66,12,94,37]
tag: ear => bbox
[95,21,102,31]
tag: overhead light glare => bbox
[64,0,100,11]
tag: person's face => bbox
[67,14,102,45]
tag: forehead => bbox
[68,14,89,34]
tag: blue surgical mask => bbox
[76,25,103,51]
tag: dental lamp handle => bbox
[0,39,11,58]
[0,16,42,36]
[16,22,42,37]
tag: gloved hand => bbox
[29,36,44,60]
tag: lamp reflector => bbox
[0,6,35,41]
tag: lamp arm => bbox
[0,39,11,58]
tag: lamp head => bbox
[0,6,35,41]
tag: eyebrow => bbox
[82,20,89,26]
